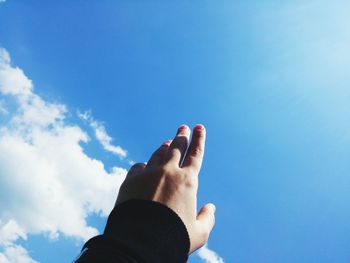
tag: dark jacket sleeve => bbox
[74,199,190,263]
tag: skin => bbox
[115,124,216,254]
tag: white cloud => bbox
[0,220,27,246]
[0,47,128,261]
[0,49,32,97]
[0,47,224,263]
[78,111,127,158]
[198,244,225,263]
[0,0,5,4]
[0,245,38,263]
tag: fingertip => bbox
[162,140,172,146]
[194,124,205,131]
[207,203,216,213]
[193,124,206,138]
[198,203,216,217]
[197,203,216,236]
[178,124,190,132]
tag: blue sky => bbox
[1,1,350,262]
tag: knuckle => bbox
[165,171,185,184]
[172,137,188,150]
[184,176,197,189]
[192,147,204,157]
[162,163,178,174]
[161,167,185,184]
[158,164,171,176]
[151,151,162,159]
[194,130,205,139]
[160,165,196,189]
[171,138,182,148]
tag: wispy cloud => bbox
[0,244,37,263]
[0,100,8,115]
[0,47,127,261]
[198,243,225,263]
[77,111,127,158]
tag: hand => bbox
[116,124,216,253]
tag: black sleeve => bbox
[74,199,190,263]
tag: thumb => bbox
[196,203,216,239]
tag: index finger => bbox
[182,124,206,172]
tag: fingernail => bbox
[178,124,189,131]
[195,124,205,131]
[162,140,172,146]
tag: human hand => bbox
[115,124,215,253]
